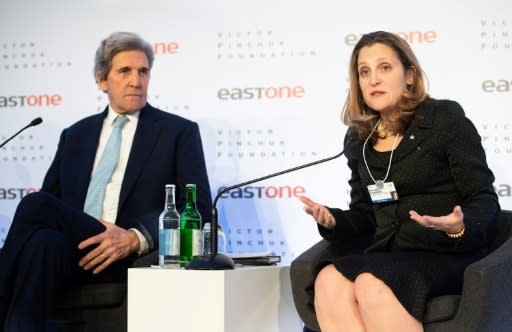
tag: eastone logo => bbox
[217,185,305,199]
[495,184,512,197]
[0,94,62,107]
[344,30,437,46]
[482,80,512,92]
[0,187,40,200]
[152,41,180,55]
[218,85,304,100]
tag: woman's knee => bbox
[315,264,352,304]
[315,264,338,291]
[354,272,390,306]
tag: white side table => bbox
[127,264,303,332]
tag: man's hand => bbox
[78,220,140,274]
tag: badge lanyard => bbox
[362,120,400,203]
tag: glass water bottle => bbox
[159,184,180,266]
[179,184,202,263]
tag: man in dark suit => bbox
[0,32,212,331]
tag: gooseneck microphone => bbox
[0,117,43,149]
[185,147,346,270]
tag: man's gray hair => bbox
[94,32,154,81]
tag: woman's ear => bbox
[406,66,416,85]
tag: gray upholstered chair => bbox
[290,210,512,332]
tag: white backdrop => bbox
[1,0,511,262]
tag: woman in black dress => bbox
[299,31,499,331]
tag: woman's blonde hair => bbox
[342,31,428,140]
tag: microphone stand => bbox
[0,117,43,149]
[185,148,345,270]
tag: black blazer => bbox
[41,103,212,251]
[322,99,499,255]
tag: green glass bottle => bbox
[180,184,202,262]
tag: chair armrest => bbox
[290,236,371,331]
[437,237,512,331]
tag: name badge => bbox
[367,181,399,204]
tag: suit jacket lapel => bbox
[345,101,434,168]
[75,110,106,206]
[389,101,433,163]
[118,104,162,211]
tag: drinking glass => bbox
[201,222,226,255]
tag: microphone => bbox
[185,147,346,270]
[0,117,43,149]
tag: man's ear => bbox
[96,72,108,92]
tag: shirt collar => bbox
[106,105,140,126]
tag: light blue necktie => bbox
[84,115,129,218]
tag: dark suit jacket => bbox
[321,99,500,255]
[41,103,212,252]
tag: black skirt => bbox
[329,250,481,321]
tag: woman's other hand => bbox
[299,195,336,229]
[409,205,465,234]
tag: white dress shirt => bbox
[90,106,148,253]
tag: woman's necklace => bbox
[362,119,400,189]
